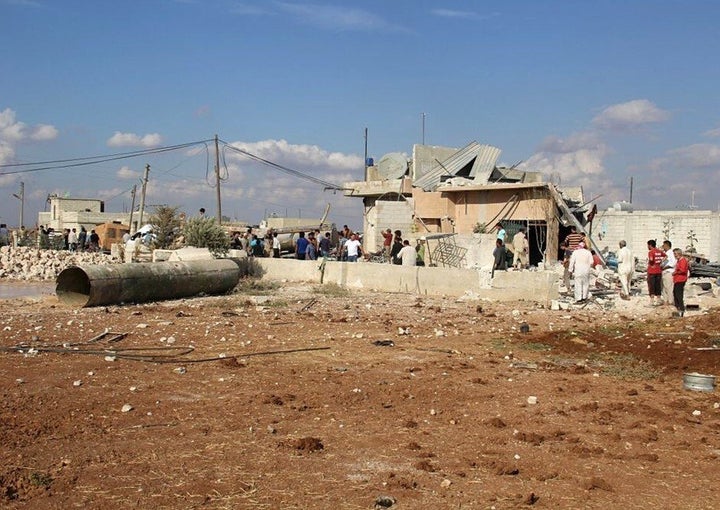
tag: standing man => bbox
[561,239,573,293]
[68,228,78,251]
[319,232,332,258]
[672,248,689,317]
[568,242,594,303]
[344,234,363,262]
[661,240,676,306]
[616,240,634,300]
[397,240,417,266]
[512,227,529,269]
[271,232,281,258]
[295,232,308,260]
[416,237,426,266]
[390,230,403,265]
[492,239,507,278]
[305,232,317,260]
[646,239,666,306]
[564,226,584,251]
[495,223,506,244]
[381,228,393,263]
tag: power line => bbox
[0,139,213,175]
[219,139,344,190]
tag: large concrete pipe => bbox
[56,259,244,307]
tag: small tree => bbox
[686,230,698,253]
[183,216,229,256]
[662,220,674,242]
[473,222,487,234]
[148,205,182,249]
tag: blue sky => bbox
[2,0,720,229]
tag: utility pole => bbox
[12,182,24,228]
[421,112,427,145]
[364,127,369,181]
[629,176,633,204]
[128,184,137,234]
[138,165,150,230]
[214,134,222,224]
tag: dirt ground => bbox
[1,279,719,509]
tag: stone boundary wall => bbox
[254,258,558,305]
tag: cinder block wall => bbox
[595,210,719,261]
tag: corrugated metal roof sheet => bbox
[470,145,502,182]
[413,141,502,191]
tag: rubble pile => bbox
[0,246,119,281]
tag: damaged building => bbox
[344,141,589,268]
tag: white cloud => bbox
[430,9,497,20]
[0,108,27,142]
[275,2,403,32]
[667,143,720,169]
[520,131,610,183]
[592,99,670,130]
[228,138,363,174]
[30,124,58,141]
[107,131,163,148]
[0,108,58,176]
[703,127,720,138]
[116,166,141,180]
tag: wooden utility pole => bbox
[138,165,150,229]
[214,134,222,224]
[12,182,25,228]
[128,184,137,234]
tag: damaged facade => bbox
[344,141,587,267]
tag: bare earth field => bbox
[1,280,719,509]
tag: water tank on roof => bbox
[611,201,634,212]
[376,152,408,180]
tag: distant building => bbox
[38,195,144,235]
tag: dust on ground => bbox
[1,280,719,509]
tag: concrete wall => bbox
[364,199,415,253]
[411,144,459,180]
[254,258,558,304]
[595,209,720,261]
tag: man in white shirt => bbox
[661,240,676,306]
[616,240,634,299]
[344,234,363,262]
[512,227,529,269]
[397,240,417,266]
[568,242,594,303]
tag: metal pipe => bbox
[56,259,244,307]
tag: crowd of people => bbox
[558,226,689,316]
[232,224,428,267]
[37,225,101,252]
[492,222,690,317]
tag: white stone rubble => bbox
[0,246,119,281]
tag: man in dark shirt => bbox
[492,239,507,278]
[295,232,308,260]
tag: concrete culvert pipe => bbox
[56,259,244,307]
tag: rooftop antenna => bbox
[421,112,427,145]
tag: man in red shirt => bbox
[646,239,666,306]
[672,248,689,317]
[381,228,393,263]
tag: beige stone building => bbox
[344,142,586,267]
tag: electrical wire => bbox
[219,139,344,190]
[0,140,213,175]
